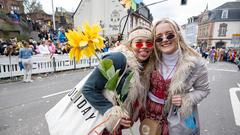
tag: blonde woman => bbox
[140,18,210,135]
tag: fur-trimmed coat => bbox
[82,45,152,121]
[165,52,210,134]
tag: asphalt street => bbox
[0,62,240,135]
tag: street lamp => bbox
[51,0,56,30]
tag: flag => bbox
[120,0,137,11]
[134,0,142,4]
[131,0,137,11]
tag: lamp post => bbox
[118,0,168,41]
[51,0,56,30]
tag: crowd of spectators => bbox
[1,7,119,57]
[0,28,119,57]
[0,28,71,57]
[195,46,240,70]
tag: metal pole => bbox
[120,8,131,40]
[51,0,56,30]
[9,55,12,80]
[52,56,56,72]
[119,15,128,33]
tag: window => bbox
[0,3,3,9]
[218,23,227,37]
[202,13,208,22]
[11,5,19,11]
[130,16,133,28]
[204,27,208,37]
[221,10,228,19]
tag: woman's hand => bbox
[120,116,133,128]
[172,95,182,107]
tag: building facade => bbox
[73,0,153,40]
[210,1,240,48]
[185,16,198,47]
[197,1,240,49]
[0,0,24,14]
[197,8,214,49]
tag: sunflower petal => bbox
[75,48,82,62]
[92,38,99,43]
[79,41,88,47]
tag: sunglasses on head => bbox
[155,34,175,43]
[135,42,153,49]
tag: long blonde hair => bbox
[152,18,200,63]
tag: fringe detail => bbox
[103,106,126,133]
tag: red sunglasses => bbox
[135,42,153,49]
[155,34,175,43]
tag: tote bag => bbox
[45,71,106,135]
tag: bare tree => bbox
[23,0,43,13]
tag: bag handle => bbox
[87,114,115,135]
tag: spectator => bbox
[3,40,14,56]
[61,42,70,54]
[58,28,66,43]
[209,47,216,63]
[38,40,50,55]
[48,40,56,54]
[19,41,33,82]
[0,39,6,55]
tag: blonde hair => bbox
[152,18,200,62]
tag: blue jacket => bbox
[19,48,33,59]
[82,52,129,115]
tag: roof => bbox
[215,1,240,9]
[210,1,240,21]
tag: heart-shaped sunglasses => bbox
[135,42,153,49]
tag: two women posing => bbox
[81,18,210,135]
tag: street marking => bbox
[237,83,240,88]
[229,88,240,126]
[212,75,215,82]
[41,90,71,99]
[208,68,238,72]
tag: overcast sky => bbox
[40,0,233,25]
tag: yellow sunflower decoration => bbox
[65,22,105,62]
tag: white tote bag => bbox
[45,71,106,135]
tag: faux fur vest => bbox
[103,45,153,120]
[164,52,210,117]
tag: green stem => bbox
[116,96,133,135]
[94,52,101,62]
